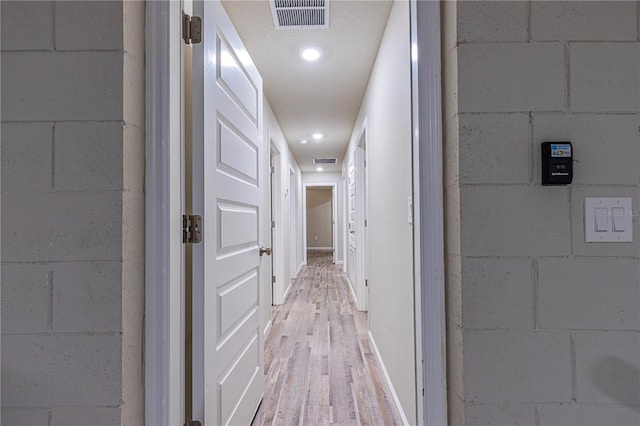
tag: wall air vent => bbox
[313,158,337,165]
[270,0,330,30]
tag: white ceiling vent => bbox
[313,158,337,165]
[270,0,330,30]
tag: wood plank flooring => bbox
[252,251,402,425]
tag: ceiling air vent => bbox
[313,158,337,165]
[270,0,330,30]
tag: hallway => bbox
[252,251,402,425]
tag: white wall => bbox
[343,0,415,422]
[1,1,145,424]
[303,172,344,264]
[445,1,640,424]
[306,188,333,249]
[264,97,303,306]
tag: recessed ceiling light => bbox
[299,139,308,144]
[301,47,322,62]
[312,133,323,140]
[316,167,324,172]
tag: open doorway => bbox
[269,142,282,306]
[303,185,336,263]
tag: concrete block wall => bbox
[1,1,145,424]
[444,1,640,424]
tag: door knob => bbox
[259,246,272,256]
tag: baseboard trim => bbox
[335,260,344,266]
[296,261,305,277]
[282,281,292,303]
[368,331,410,426]
[264,319,273,338]
[345,276,358,305]
[307,247,333,251]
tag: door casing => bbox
[145,1,447,424]
[302,182,338,264]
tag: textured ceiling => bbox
[221,0,393,173]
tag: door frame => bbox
[302,182,338,264]
[410,1,447,424]
[269,136,286,305]
[145,0,447,424]
[144,1,184,425]
[354,120,369,312]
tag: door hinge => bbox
[182,214,203,244]
[185,420,202,426]
[365,279,368,287]
[272,220,276,228]
[272,276,276,284]
[182,12,202,44]
[271,166,275,174]
[364,219,367,227]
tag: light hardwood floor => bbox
[252,251,402,425]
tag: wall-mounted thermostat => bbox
[541,142,573,185]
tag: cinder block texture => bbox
[464,330,571,403]
[51,407,120,426]
[462,258,532,329]
[1,264,50,334]
[1,52,123,121]
[459,113,530,184]
[465,403,536,426]
[2,193,122,262]
[532,1,638,42]
[538,258,639,330]
[570,43,640,112]
[1,409,50,426]
[574,332,640,405]
[52,262,122,333]
[458,43,565,112]
[54,122,124,191]
[533,114,640,185]
[1,1,53,51]
[457,1,528,43]
[460,186,571,257]
[537,403,640,426]
[1,334,121,406]
[55,1,123,51]
[1,123,53,192]
[570,186,640,258]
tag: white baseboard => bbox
[282,281,292,303]
[264,319,272,338]
[307,247,333,251]
[345,276,358,305]
[335,260,344,266]
[368,331,410,426]
[296,261,305,277]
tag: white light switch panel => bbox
[585,198,633,242]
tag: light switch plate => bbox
[585,197,633,242]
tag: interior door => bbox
[191,1,265,424]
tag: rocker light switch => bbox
[585,198,633,242]
[594,207,609,232]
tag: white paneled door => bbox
[191,1,265,424]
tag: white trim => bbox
[144,1,184,425]
[368,331,410,426]
[296,261,306,277]
[264,319,273,338]
[355,119,369,312]
[410,1,447,425]
[302,182,338,264]
[335,260,344,266]
[307,247,334,251]
[282,280,293,303]
[345,276,358,307]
